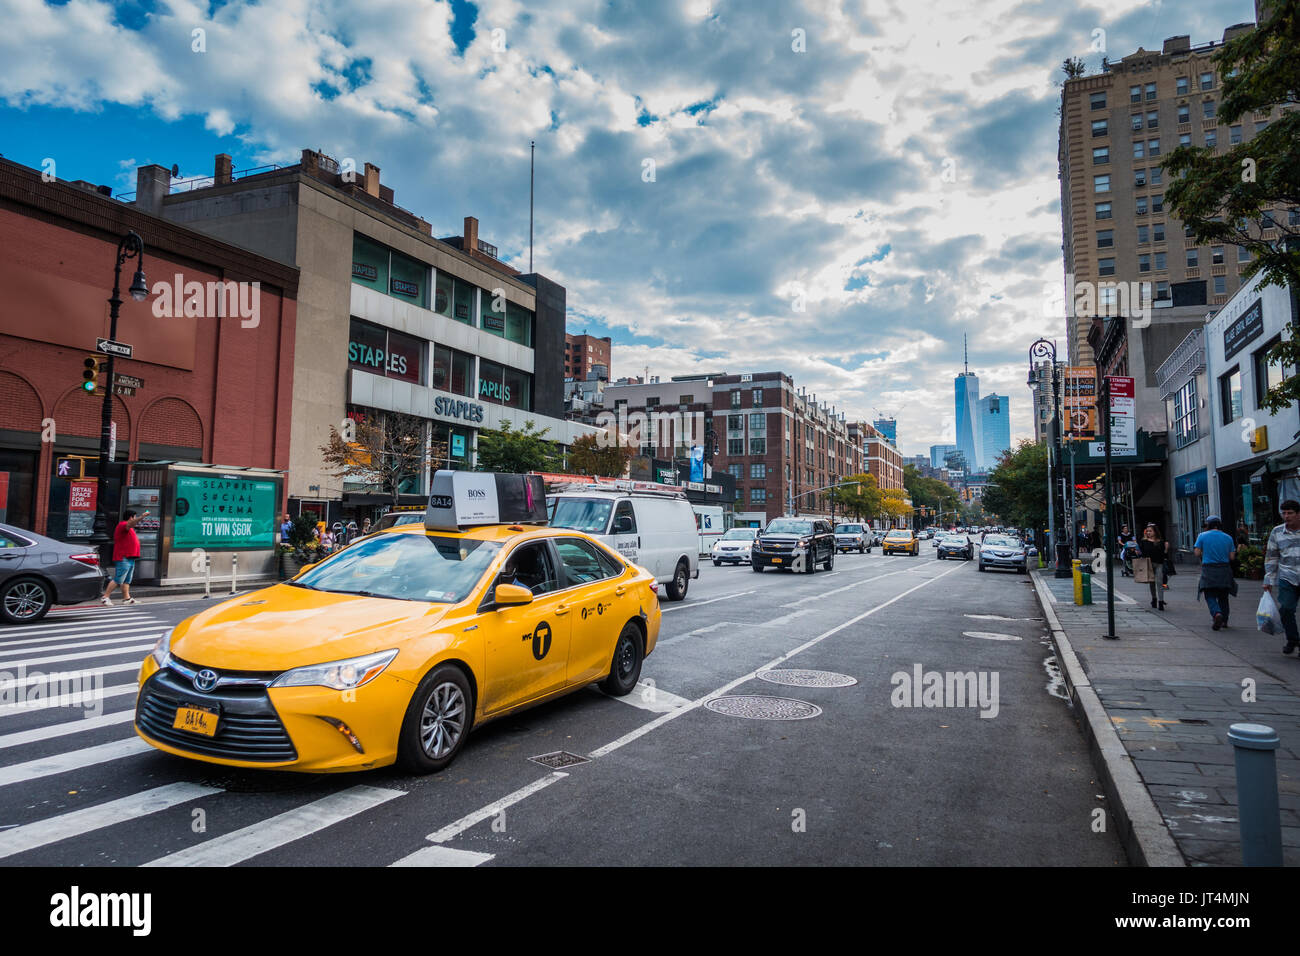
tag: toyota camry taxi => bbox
[135,472,661,774]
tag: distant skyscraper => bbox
[930,444,957,469]
[977,394,1011,469]
[954,336,981,472]
[873,418,897,445]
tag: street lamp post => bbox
[1028,339,1072,579]
[792,480,860,520]
[90,231,149,552]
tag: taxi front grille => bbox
[136,685,297,763]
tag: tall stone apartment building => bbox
[1058,17,1292,436]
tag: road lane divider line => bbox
[0,738,153,788]
[423,771,568,845]
[0,782,220,860]
[588,560,969,760]
[660,589,757,612]
[391,845,495,867]
[143,786,406,867]
[779,561,956,608]
[0,710,135,750]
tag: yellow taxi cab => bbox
[881,529,919,556]
[135,472,661,774]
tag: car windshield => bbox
[548,497,614,534]
[984,536,1020,548]
[764,519,814,535]
[944,535,968,543]
[721,529,756,540]
[291,533,502,603]
[835,525,863,533]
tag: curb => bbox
[1029,569,1185,867]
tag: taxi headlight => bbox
[150,628,174,669]
[270,649,399,691]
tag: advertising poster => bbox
[66,480,97,538]
[173,476,276,550]
[1062,367,1097,440]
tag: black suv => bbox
[752,518,836,573]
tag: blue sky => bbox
[0,0,1257,455]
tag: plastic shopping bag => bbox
[1257,591,1284,635]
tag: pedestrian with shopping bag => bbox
[1263,499,1300,655]
[1194,515,1237,630]
[1138,524,1169,610]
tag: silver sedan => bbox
[1,523,106,625]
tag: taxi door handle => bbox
[555,604,571,616]
[614,586,626,596]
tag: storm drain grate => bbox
[1177,718,1211,726]
[704,696,822,720]
[529,751,591,769]
[757,669,857,688]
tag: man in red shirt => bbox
[102,509,146,606]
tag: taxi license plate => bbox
[772,557,782,563]
[173,703,220,737]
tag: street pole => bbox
[1102,374,1118,640]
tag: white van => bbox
[693,505,724,556]
[548,489,700,600]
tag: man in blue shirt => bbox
[1194,515,1238,630]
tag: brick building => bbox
[0,158,298,539]
[565,333,611,380]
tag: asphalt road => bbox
[0,545,1126,866]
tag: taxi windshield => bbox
[548,497,614,534]
[885,530,911,538]
[764,519,814,535]
[291,533,502,603]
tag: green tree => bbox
[475,421,561,474]
[1163,4,1300,413]
[902,464,961,524]
[983,441,1049,530]
[567,433,634,477]
[831,473,882,521]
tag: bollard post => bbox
[1080,567,1092,605]
[203,553,211,600]
[1072,559,1083,605]
[1227,722,1283,866]
[230,553,238,595]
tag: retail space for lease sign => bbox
[173,475,277,549]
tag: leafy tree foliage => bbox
[475,421,562,474]
[983,441,1049,530]
[566,433,634,477]
[320,411,431,506]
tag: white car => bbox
[712,528,758,565]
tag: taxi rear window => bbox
[291,533,503,603]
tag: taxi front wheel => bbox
[600,623,643,696]
[398,664,474,773]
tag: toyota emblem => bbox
[193,669,218,692]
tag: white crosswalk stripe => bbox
[0,737,152,788]
[0,661,144,696]
[0,613,162,636]
[0,709,135,749]
[142,786,407,866]
[0,641,157,671]
[0,783,219,860]
[0,632,161,658]
[0,682,137,716]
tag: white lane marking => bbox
[964,614,1041,622]
[758,608,813,629]
[425,772,568,844]
[0,682,137,717]
[0,632,161,659]
[602,680,693,714]
[660,589,757,612]
[0,662,142,696]
[0,710,135,750]
[589,560,969,760]
[391,845,495,867]
[0,738,152,788]
[779,561,947,608]
[0,783,218,860]
[142,786,406,867]
[962,631,1023,641]
[0,614,161,636]
[0,641,157,672]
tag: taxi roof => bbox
[380,522,553,544]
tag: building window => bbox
[751,488,767,504]
[1172,378,1199,448]
[1187,248,1199,268]
[1205,130,1217,149]
[1256,120,1269,135]
[1148,138,1160,157]
[1211,246,1224,264]
[1213,274,1227,295]
[1149,167,1162,186]
[1177,104,1190,124]
[1098,258,1116,276]
[1155,280,1170,300]
[734,486,743,502]
[1254,337,1287,406]
[1179,133,1192,147]
[1138,253,1151,273]
[645,396,659,408]
[1133,140,1145,159]
[1090,92,1107,110]
[1136,225,1148,244]
[1152,194,1164,213]
[727,463,741,479]
[1134,169,1146,187]
[1130,113,1143,132]
[1155,252,1167,270]
[1147,110,1159,128]
[1145,82,1157,100]
[752,388,763,405]
[430,343,474,396]
[1094,174,1111,193]
[749,437,766,455]
[730,389,741,408]
[1129,85,1141,104]
[1200,72,1213,90]
[751,463,766,479]
[1239,245,1252,263]
[1176,77,1189,95]
[1230,125,1242,145]
[727,414,742,431]
[1092,119,1109,137]
[1220,368,1242,424]
[1203,100,1216,119]
[477,358,532,411]
[1135,197,1148,216]
[1092,146,1110,164]
[348,318,425,385]
[678,394,694,405]
[1098,229,1114,248]
[1153,222,1165,241]
[749,412,765,432]
[1096,202,1112,220]
[728,438,744,455]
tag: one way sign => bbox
[95,338,133,358]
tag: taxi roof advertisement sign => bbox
[424,471,547,531]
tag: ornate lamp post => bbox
[1028,338,1072,578]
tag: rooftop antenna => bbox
[964,333,969,375]
[529,140,535,273]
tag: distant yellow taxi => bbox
[135,479,661,774]
[881,529,919,556]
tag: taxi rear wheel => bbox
[398,664,474,773]
[600,623,643,696]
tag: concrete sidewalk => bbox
[1030,562,1300,866]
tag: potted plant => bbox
[280,514,325,579]
[1236,543,1264,580]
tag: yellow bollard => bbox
[1073,559,1083,605]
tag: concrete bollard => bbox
[1227,722,1283,866]
[203,553,212,600]
[230,553,238,595]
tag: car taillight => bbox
[648,581,660,595]
[69,552,100,567]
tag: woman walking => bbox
[1138,524,1170,610]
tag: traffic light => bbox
[81,356,100,394]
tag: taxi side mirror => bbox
[493,583,534,606]
[293,562,319,579]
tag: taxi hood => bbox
[168,584,456,672]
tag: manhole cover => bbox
[757,669,857,688]
[529,751,591,769]
[704,696,822,720]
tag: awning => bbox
[1266,438,1300,475]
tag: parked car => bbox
[548,489,699,600]
[833,523,871,553]
[712,527,758,565]
[0,522,105,625]
[978,534,1029,574]
[752,518,835,573]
